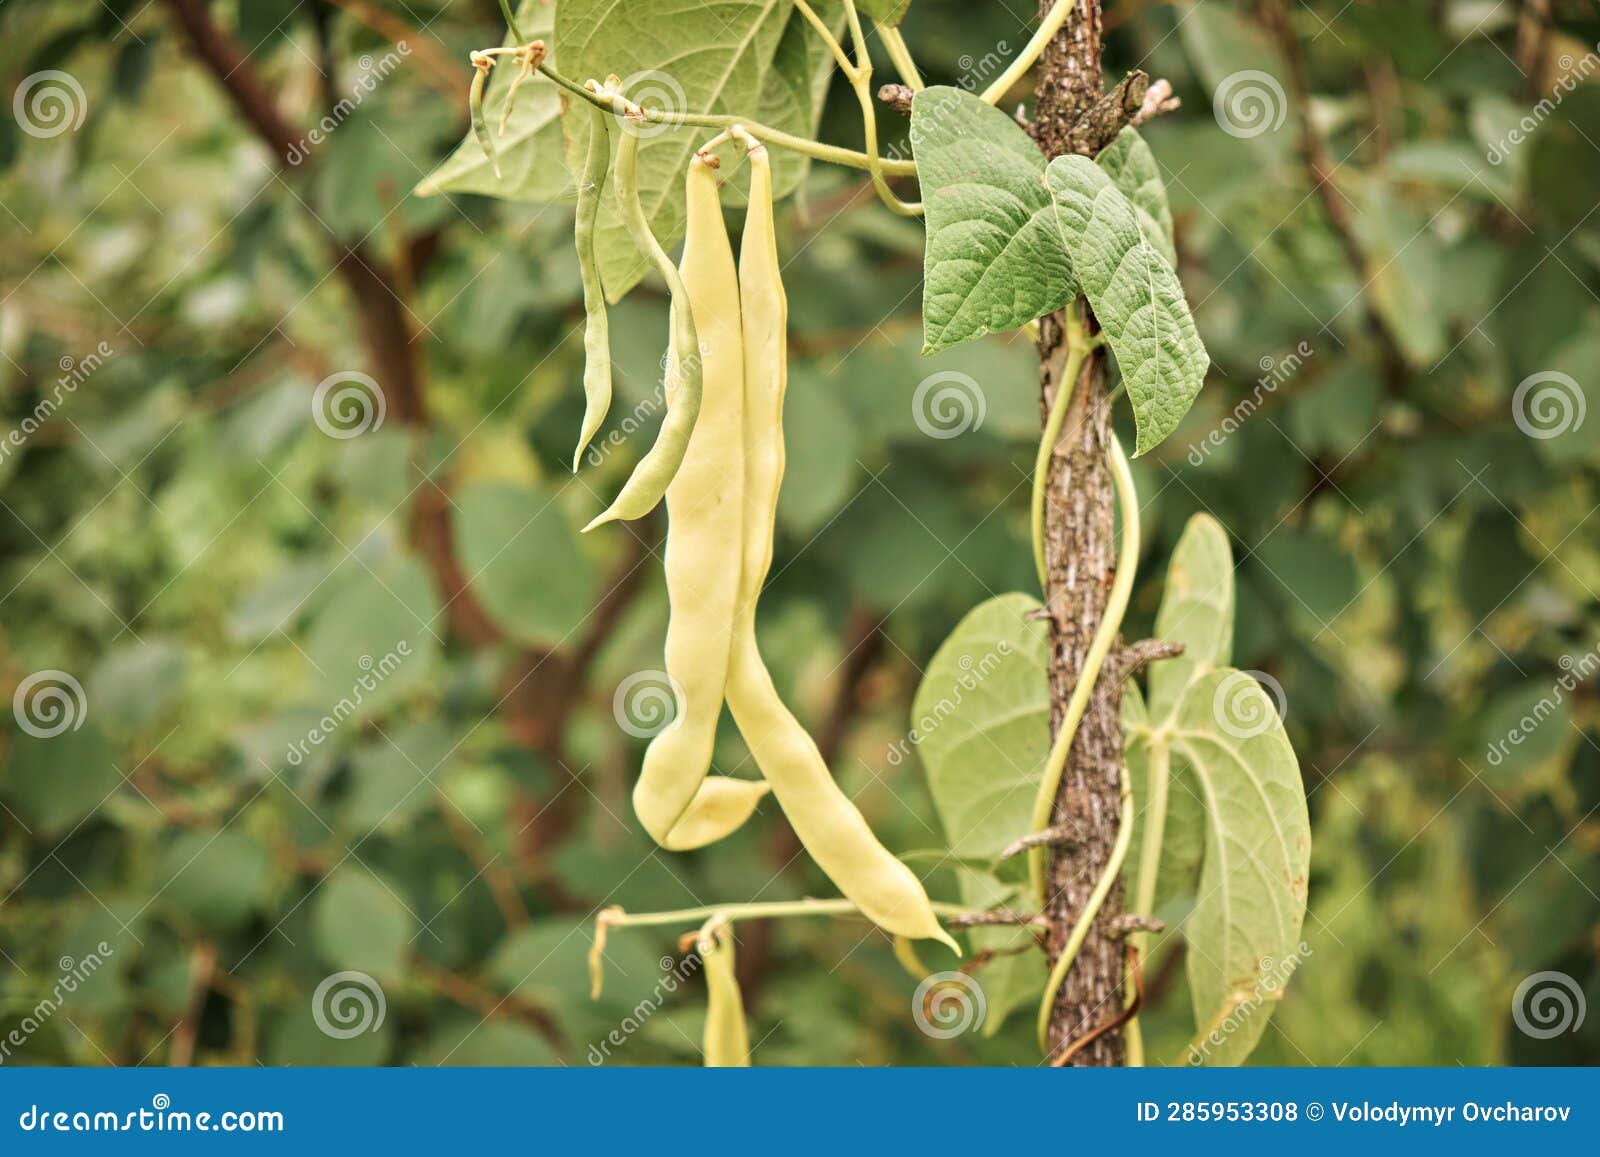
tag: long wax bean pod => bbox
[632,152,767,851]
[724,136,955,950]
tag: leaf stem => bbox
[840,0,923,216]
[598,898,975,930]
[794,0,854,75]
[536,58,917,176]
[1026,431,1140,904]
[981,0,1076,105]
[876,22,924,90]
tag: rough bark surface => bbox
[1031,0,1128,1067]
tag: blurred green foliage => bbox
[0,0,1597,1066]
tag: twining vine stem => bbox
[1036,774,1133,1054]
[981,0,1078,105]
[1025,316,1140,905]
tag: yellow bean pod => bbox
[698,919,750,1067]
[632,154,768,852]
[724,139,955,951]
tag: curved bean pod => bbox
[571,103,614,470]
[468,55,499,179]
[582,106,703,531]
[724,138,954,950]
[633,153,767,851]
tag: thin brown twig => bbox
[999,824,1079,861]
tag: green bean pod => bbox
[469,57,500,179]
[632,153,768,852]
[724,140,955,951]
[582,110,703,531]
[698,919,749,1067]
[571,103,614,470]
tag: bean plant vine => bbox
[427,0,1312,1067]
